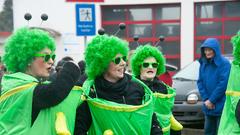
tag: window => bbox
[102,4,181,70]
[129,8,152,21]
[194,1,240,59]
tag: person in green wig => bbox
[131,45,183,135]
[218,31,240,135]
[74,35,162,135]
[0,27,81,135]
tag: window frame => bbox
[194,1,240,59]
[101,4,181,69]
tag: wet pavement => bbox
[182,124,204,135]
[182,128,204,135]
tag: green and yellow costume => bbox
[82,35,158,134]
[218,31,240,135]
[0,73,83,135]
[153,83,177,134]
[82,78,154,135]
[0,27,82,135]
[131,45,183,135]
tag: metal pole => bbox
[84,36,87,49]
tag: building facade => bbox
[3,0,240,69]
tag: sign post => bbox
[76,4,96,48]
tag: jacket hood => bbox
[1,72,38,94]
[200,38,223,66]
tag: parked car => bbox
[172,54,233,125]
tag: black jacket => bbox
[140,77,168,94]
[74,74,162,135]
[32,62,80,124]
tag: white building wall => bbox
[181,1,194,67]
[12,0,229,67]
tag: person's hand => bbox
[204,100,215,109]
[61,61,80,81]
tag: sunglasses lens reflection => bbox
[52,54,56,61]
[44,55,50,62]
[113,56,127,64]
[44,54,56,62]
[142,63,149,68]
[122,56,127,62]
[152,63,158,68]
[115,57,121,64]
[142,62,158,68]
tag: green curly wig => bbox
[231,30,240,63]
[84,34,129,80]
[131,44,166,77]
[3,27,56,73]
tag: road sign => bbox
[76,4,96,36]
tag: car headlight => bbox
[187,93,198,104]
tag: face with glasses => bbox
[103,53,127,83]
[26,48,55,78]
[140,57,158,81]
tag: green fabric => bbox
[0,72,83,135]
[1,72,39,94]
[83,78,154,135]
[218,63,240,135]
[28,86,83,135]
[153,84,176,135]
[0,73,38,135]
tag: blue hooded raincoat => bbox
[197,38,231,116]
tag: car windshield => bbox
[173,60,200,81]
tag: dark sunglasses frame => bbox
[142,62,159,68]
[35,53,56,62]
[112,56,127,65]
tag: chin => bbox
[120,75,124,78]
[206,55,213,58]
[146,75,154,79]
[117,74,124,79]
[41,73,50,78]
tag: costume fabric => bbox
[0,72,83,135]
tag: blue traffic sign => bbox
[76,4,96,36]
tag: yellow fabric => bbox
[0,82,37,102]
[153,92,175,99]
[162,124,171,132]
[226,90,240,96]
[88,98,151,112]
[170,115,183,131]
[55,112,71,135]
[103,129,114,135]
[72,86,81,90]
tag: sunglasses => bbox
[35,53,56,62]
[112,56,127,65]
[142,62,159,68]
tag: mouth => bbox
[47,67,52,72]
[147,71,154,74]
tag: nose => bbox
[48,58,54,65]
[119,58,126,66]
[205,50,210,53]
[149,65,154,69]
